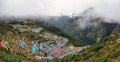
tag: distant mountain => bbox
[0,8,120,62]
[46,16,71,28]
[58,8,120,45]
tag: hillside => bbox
[0,0,120,62]
[59,8,120,45]
[0,20,86,62]
[52,32,120,62]
[8,20,86,46]
[0,22,12,34]
[0,20,119,62]
[34,21,86,46]
[0,47,37,62]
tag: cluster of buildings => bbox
[11,24,43,33]
[7,23,90,60]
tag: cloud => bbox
[0,0,120,20]
[94,0,120,20]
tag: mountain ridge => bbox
[57,8,120,45]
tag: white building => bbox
[31,28,43,33]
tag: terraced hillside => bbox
[0,20,120,62]
[0,21,85,62]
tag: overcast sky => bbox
[0,0,120,19]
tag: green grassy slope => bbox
[0,22,12,34]
[52,33,120,62]
[0,47,38,62]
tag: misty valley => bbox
[0,0,120,62]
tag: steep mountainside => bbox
[52,32,120,62]
[59,8,120,45]
[0,19,120,62]
[47,16,71,28]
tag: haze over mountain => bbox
[0,0,120,31]
[0,0,120,19]
[0,0,120,62]
[0,0,120,45]
[55,8,120,45]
